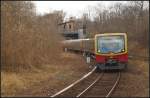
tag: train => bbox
[62,33,128,70]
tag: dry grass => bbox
[112,51,149,97]
[1,65,57,96]
[113,38,149,97]
[1,52,91,97]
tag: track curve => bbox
[51,66,97,97]
[51,66,121,97]
[80,71,120,97]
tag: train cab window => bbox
[97,35,125,54]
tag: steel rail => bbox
[50,66,97,97]
[76,72,104,97]
[106,72,121,97]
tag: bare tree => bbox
[1,1,64,71]
[81,1,148,47]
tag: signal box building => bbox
[58,17,86,40]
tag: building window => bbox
[64,24,66,29]
[69,24,71,29]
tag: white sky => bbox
[32,1,126,19]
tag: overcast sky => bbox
[32,1,126,19]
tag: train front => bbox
[95,33,128,70]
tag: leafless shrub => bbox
[82,1,149,47]
[1,1,64,72]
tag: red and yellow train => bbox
[62,33,128,70]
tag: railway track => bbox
[51,67,121,97]
[80,71,120,97]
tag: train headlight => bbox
[121,49,125,52]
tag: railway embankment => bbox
[1,52,90,97]
[112,58,149,97]
[1,49,149,97]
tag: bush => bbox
[1,1,64,72]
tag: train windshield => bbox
[97,35,125,54]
